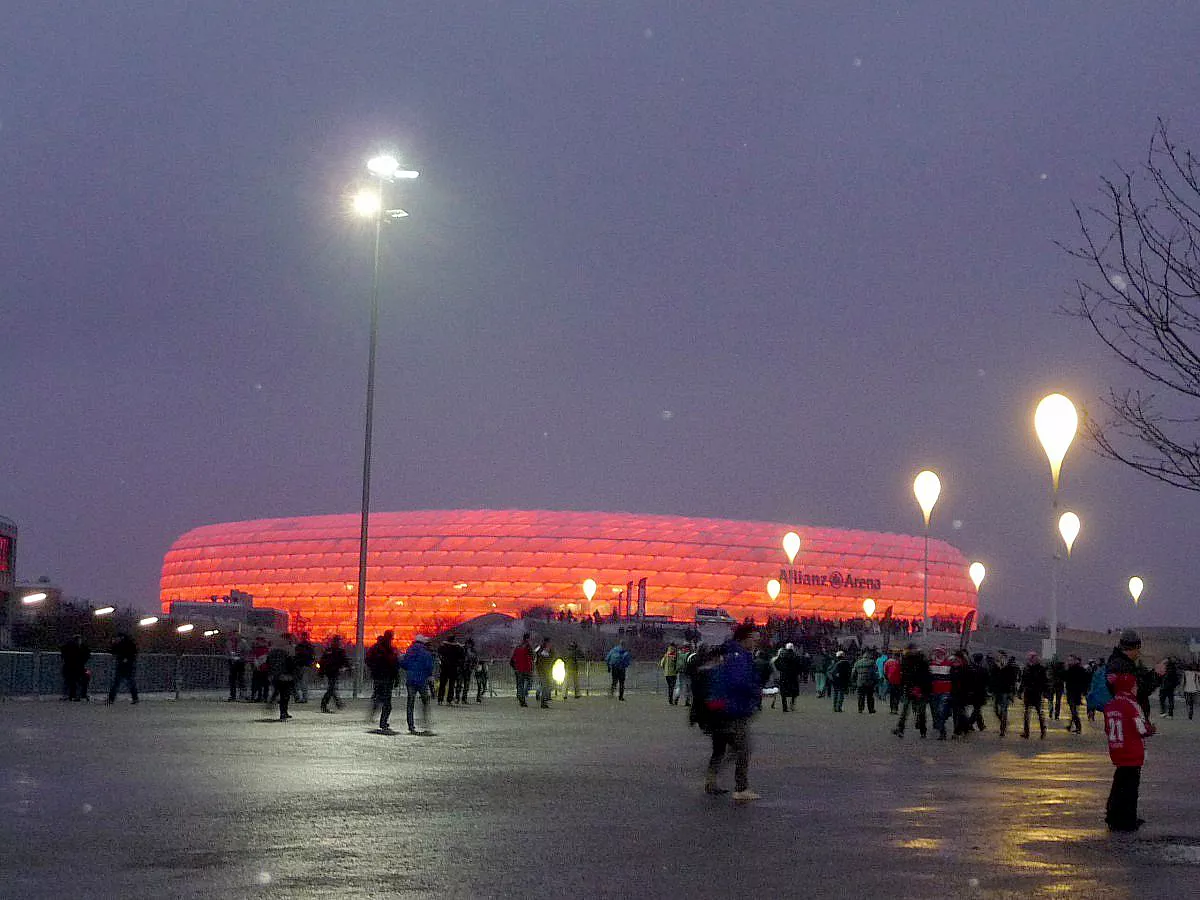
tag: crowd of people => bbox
[58,619,1198,828]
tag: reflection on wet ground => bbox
[1,693,1197,898]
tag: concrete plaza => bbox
[2,689,1198,899]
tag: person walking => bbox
[565,641,585,699]
[1104,673,1155,831]
[606,640,632,701]
[436,634,464,706]
[319,635,349,712]
[893,643,930,739]
[773,643,802,712]
[883,651,903,714]
[1181,665,1199,720]
[292,633,315,703]
[225,633,247,702]
[365,631,400,733]
[851,648,877,714]
[1049,657,1066,720]
[829,651,852,712]
[534,637,554,708]
[928,647,954,740]
[399,634,436,735]
[703,623,763,803]
[964,653,989,733]
[61,635,90,701]
[474,656,490,703]
[1064,654,1091,734]
[993,652,1020,737]
[510,634,534,707]
[458,638,478,704]
[265,634,297,722]
[1020,651,1049,740]
[659,643,681,705]
[249,631,271,702]
[106,632,139,704]
[1159,657,1180,718]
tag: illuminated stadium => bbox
[161,510,977,643]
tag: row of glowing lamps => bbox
[756,392,1148,625]
[18,594,220,636]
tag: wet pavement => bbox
[2,690,1198,899]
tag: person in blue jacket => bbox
[605,641,633,700]
[704,623,763,803]
[399,635,436,735]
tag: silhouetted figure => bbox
[319,636,349,712]
[106,633,139,704]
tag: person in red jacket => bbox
[1104,673,1155,832]
[510,633,535,707]
[928,647,954,740]
[883,651,903,714]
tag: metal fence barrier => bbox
[0,652,671,700]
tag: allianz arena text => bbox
[160,509,977,643]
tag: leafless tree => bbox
[1064,120,1200,491]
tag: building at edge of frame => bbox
[160,509,978,644]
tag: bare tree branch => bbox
[1062,121,1200,491]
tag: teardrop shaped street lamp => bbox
[913,470,941,634]
[1058,511,1080,557]
[862,597,876,618]
[968,562,986,590]
[1035,392,1078,659]
[766,578,781,602]
[582,578,597,615]
[781,531,801,619]
[1128,576,1144,606]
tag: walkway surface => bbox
[2,690,1199,898]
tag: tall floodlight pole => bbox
[1035,393,1078,660]
[913,470,941,635]
[350,153,418,698]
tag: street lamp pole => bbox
[1035,393,1078,660]
[353,173,384,701]
[350,153,418,699]
[913,470,941,635]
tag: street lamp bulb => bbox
[366,154,400,178]
[913,470,941,526]
[1058,511,1080,555]
[176,623,194,634]
[94,606,116,616]
[1128,576,1144,605]
[138,616,159,627]
[863,597,876,618]
[968,562,986,590]
[766,578,781,601]
[352,189,382,217]
[1035,393,1078,492]
[782,531,801,564]
[203,629,219,637]
[21,592,47,605]
[551,658,566,686]
[582,578,597,602]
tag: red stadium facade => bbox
[161,509,977,643]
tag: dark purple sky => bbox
[5,4,1198,626]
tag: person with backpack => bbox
[701,623,763,803]
[605,641,632,701]
[851,648,877,714]
[318,635,349,713]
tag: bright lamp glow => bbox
[551,658,566,685]
[176,623,194,634]
[766,578,781,601]
[1128,576,1144,605]
[367,154,400,178]
[862,597,876,618]
[782,531,801,564]
[968,562,986,590]
[352,189,382,217]
[138,616,159,627]
[582,578,597,602]
[1035,393,1078,492]
[1058,511,1080,556]
[21,592,47,605]
[203,629,219,637]
[913,470,941,526]
[94,606,116,616]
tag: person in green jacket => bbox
[660,643,681,705]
